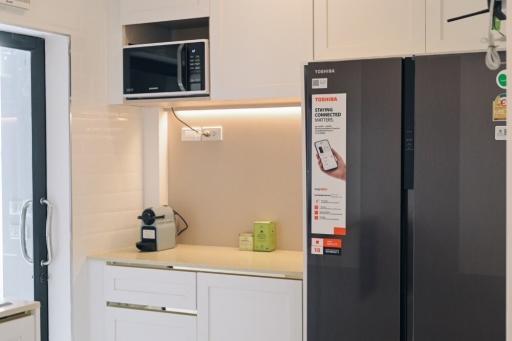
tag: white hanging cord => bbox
[485,0,504,70]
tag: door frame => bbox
[0,30,49,341]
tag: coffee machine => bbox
[136,206,178,252]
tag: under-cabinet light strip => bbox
[175,106,302,118]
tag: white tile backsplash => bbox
[72,110,143,241]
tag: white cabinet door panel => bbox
[0,315,37,341]
[210,0,313,100]
[314,0,426,60]
[104,265,197,310]
[106,307,196,341]
[426,0,505,53]
[197,273,302,341]
[120,0,210,25]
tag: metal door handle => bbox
[19,200,33,264]
[40,198,53,267]
[177,44,186,92]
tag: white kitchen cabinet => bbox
[120,0,210,25]
[314,0,426,60]
[197,273,302,341]
[106,307,196,341]
[426,0,505,53]
[104,265,197,310]
[210,0,313,101]
[0,315,37,341]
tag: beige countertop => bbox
[90,244,304,280]
[0,300,39,320]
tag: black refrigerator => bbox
[305,53,506,341]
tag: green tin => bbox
[253,221,276,252]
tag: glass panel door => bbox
[0,31,48,341]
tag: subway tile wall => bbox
[71,110,142,268]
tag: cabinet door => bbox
[0,315,37,341]
[314,0,425,60]
[106,307,196,341]
[120,0,210,25]
[426,0,505,53]
[197,273,302,341]
[104,265,197,310]
[210,0,313,101]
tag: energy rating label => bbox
[311,238,343,256]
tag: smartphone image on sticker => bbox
[314,139,338,171]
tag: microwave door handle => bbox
[177,44,186,92]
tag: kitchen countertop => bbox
[89,244,304,280]
[0,300,39,320]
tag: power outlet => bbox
[181,127,202,142]
[201,126,223,142]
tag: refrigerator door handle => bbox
[40,198,54,267]
[19,199,33,264]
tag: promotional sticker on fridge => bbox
[310,93,347,240]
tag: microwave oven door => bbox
[123,42,207,98]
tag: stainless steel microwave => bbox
[123,39,209,99]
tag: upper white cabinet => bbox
[426,0,504,53]
[120,0,210,25]
[210,0,313,101]
[197,273,302,341]
[314,0,426,60]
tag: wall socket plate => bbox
[181,127,202,142]
[201,126,223,142]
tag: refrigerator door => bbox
[305,59,402,340]
[412,53,506,340]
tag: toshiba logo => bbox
[315,69,335,74]
[315,97,338,102]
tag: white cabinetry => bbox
[120,0,210,25]
[426,0,503,53]
[89,261,303,341]
[106,307,196,341]
[104,265,197,309]
[314,0,426,60]
[210,0,313,101]
[0,315,37,341]
[197,273,302,341]
[313,0,498,60]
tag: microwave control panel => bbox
[187,43,206,91]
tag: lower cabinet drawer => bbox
[106,307,196,341]
[104,265,196,310]
[0,314,37,341]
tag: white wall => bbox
[0,2,144,341]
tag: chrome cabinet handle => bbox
[40,198,54,267]
[19,200,33,264]
[177,43,186,92]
